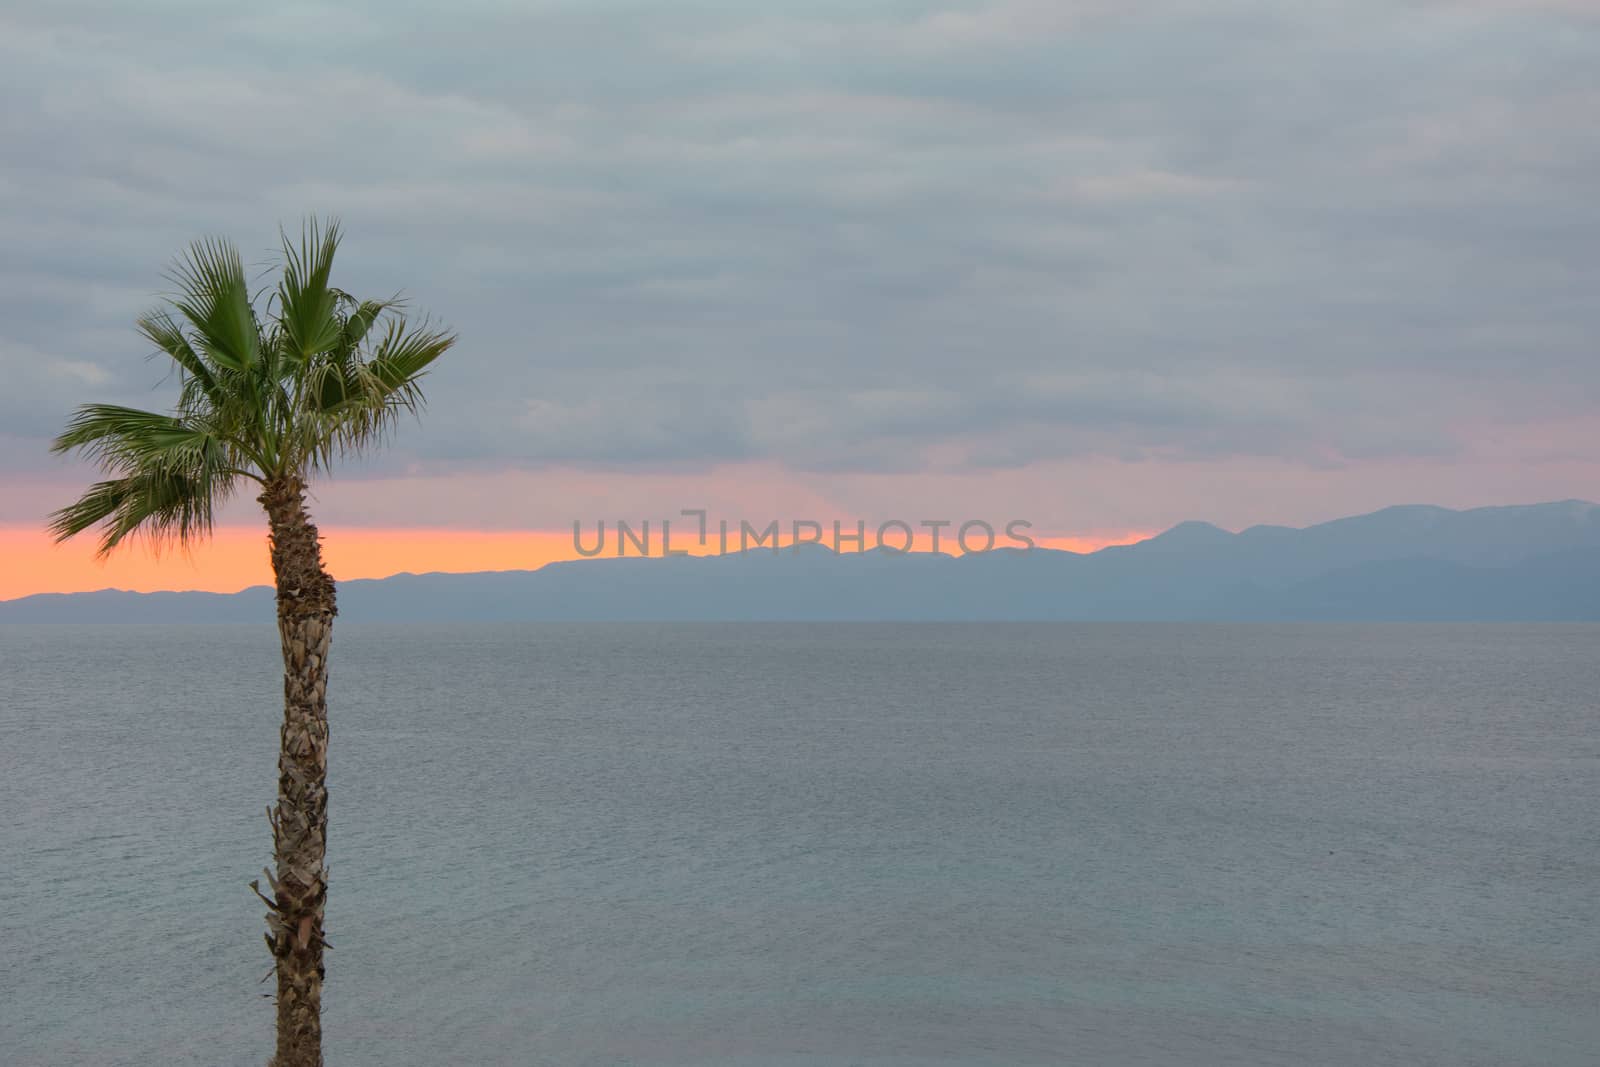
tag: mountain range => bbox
[4,500,1598,623]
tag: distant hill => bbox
[3,500,1597,622]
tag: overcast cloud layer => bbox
[2,0,1596,528]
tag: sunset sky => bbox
[2,0,1596,600]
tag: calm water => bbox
[2,623,1596,1066]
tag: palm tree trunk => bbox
[259,478,337,1067]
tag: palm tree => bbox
[49,220,455,1067]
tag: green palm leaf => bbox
[277,219,344,363]
[50,217,456,552]
[168,236,261,373]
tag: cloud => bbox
[1438,0,1600,17]
[1,0,1595,519]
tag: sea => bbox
[2,622,1596,1066]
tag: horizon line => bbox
[4,496,1596,602]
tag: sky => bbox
[2,0,1597,598]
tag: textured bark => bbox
[259,478,337,1067]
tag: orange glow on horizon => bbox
[0,524,1156,601]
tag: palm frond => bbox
[293,316,455,471]
[52,403,252,473]
[168,237,261,373]
[51,216,453,556]
[338,296,402,353]
[48,463,232,557]
[53,402,178,449]
[137,308,220,402]
[365,318,457,397]
[277,219,344,363]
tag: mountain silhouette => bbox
[4,500,1597,622]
